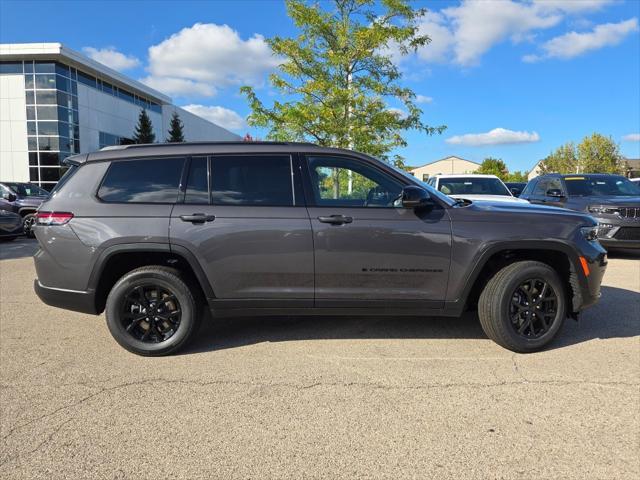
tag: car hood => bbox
[457,198,595,224]
[567,195,640,209]
[450,194,529,203]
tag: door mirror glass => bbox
[401,186,432,208]
[546,188,564,198]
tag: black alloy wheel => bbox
[121,284,182,343]
[509,278,558,339]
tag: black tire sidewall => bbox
[106,270,196,356]
[497,264,566,351]
[22,213,36,237]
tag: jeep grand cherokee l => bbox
[33,142,607,356]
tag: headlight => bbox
[588,205,620,215]
[580,226,598,241]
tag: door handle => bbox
[179,213,216,223]
[317,215,353,225]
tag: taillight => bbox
[36,211,74,226]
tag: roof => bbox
[0,42,171,104]
[537,173,629,178]
[65,141,359,164]
[410,156,479,170]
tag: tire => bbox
[105,266,202,356]
[478,261,566,353]
[22,213,36,238]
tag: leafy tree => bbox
[505,170,528,183]
[577,133,623,174]
[241,0,446,167]
[476,157,508,179]
[133,109,155,144]
[540,134,623,174]
[166,111,185,143]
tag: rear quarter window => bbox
[98,158,185,203]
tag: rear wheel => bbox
[478,261,566,353]
[105,266,202,356]
[22,213,36,237]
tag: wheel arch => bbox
[89,243,214,314]
[460,241,583,314]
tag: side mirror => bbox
[402,186,432,209]
[509,187,521,197]
[4,193,17,202]
[546,189,564,198]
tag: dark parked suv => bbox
[33,142,607,356]
[520,174,640,250]
[0,181,49,237]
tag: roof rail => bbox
[99,141,318,151]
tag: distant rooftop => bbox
[0,42,171,104]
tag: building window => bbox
[99,131,134,149]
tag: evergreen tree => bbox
[133,109,155,144]
[166,111,185,143]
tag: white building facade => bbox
[1,43,240,189]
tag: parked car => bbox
[520,174,640,250]
[0,181,49,237]
[505,182,528,197]
[630,178,640,185]
[33,142,606,356]
[426,174,529,203]
[0,210,23,241]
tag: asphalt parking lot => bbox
[1,238,638,479]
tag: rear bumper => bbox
[34,280,98,314]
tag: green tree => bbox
[241,0,446,167]
[166,111,185,143]
[505,170,528,183]
[539,142,578,174]
[133,109,155,144]
[540,134,623,174]
[476,157,508,179]
[577,133,623,173]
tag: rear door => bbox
[169,154,314,306]
[302,154,451,308]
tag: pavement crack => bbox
[0,418,72,467]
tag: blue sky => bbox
[1,0,638,171]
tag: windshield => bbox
[438,177,511,196]
[386,163,457,206]
[564,176,640,197]
[5,182,49,197]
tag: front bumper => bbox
[34,280,98,314]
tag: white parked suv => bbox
[425,174,529,203]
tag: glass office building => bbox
[1,43,239,189]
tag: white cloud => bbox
[182,104,246,131]
[144,23,281,98]
[82,47,140,71]
[623,133,640,142]
[398,0,621,67]
[415,94,433,104]
[388,107,408,119]
[140,76,215,97]
[446,127,540,146]
[524,18,639,61]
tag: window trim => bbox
[95,156,187,205]
[301,154,407,209]
[181,156,211,205]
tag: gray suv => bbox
[33,142,607,356]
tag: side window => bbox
[547,178,563,194]
[211,155,294,206]
[533,179,549,196]
[98,157,185,203]
[307,156,402,207]
[520,179,535,196]
[184,156,209,204]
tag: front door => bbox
[303,155,451,308]
[170,154,314,306]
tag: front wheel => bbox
[478,261,566,353]
[105,266,202,356]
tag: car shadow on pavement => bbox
[0,237,38,260]
[183,285,639,354]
